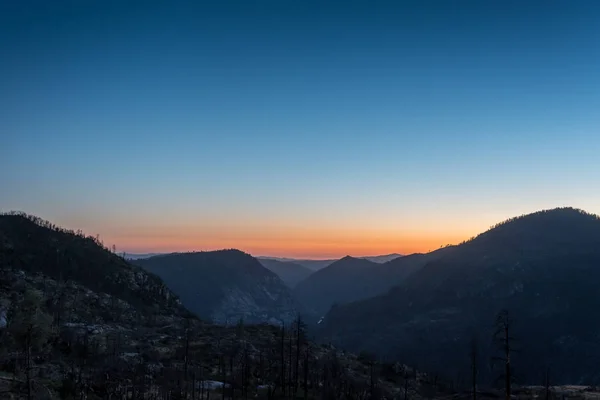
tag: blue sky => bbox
[2,1,600,257]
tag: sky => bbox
[2,1,600,259]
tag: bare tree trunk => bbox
[288,336,293,398]
[192,370,197,400]
[295,316,301,395]
[404,370,410,400]
[243,348,249,400]
[26,336,32,400]
[303,348,309,400]
[494,311,514,400]
[280,323,286,399]
[221,356,226,400]
[505,322,511,400]
[184,326,190,400]
[545,368,550,400]
[369,361,374,399]
[229,356,235,400]
[200,366,205,400]
[471,336,478,400]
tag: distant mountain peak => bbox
[493,207,598,226]
[319,207,600,384]
[133,249,298,325]
[460,207,600,247]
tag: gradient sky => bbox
[2,1,600,258]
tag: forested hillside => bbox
[1,212,434,399]
[319,208,600,385]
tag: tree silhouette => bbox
[470,335,478,400]
[492,310,516,400]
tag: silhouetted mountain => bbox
[293,250,449,316]
[294,256,377,314]
[319,207,600,385]
[294,256,376,315]
[1,212,417,399]
[123,252,163,260]
[135,250,299,325]
[257,257,336,271]
[360,253,403,263]
[258,258,313,288]
[0,212,184,315]
[257,253,402,272]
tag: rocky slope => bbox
[319,208,600,385]
[134,250,300,325]
[0,212,183,315]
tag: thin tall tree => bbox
[492,310,516,400]
[470,335,478,400]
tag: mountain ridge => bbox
[257,258,313,288]
[319,207,600,384]
[294,256,381,314]
[293,249,451,316]
[134,249,300,325]
[0,211,421,399]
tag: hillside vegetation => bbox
[1,212,431,399]
[319,208,600,385]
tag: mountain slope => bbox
[293,256,379,314]
[319,207,600,384]
[0,212,183,315]
[293,251,448,315]
[258,258,313,288]
[257,257,337,271]
[257,253,402,272]
[0,212,417,399]
[123,252,162,260]
[360,253,403,263]
[135,250,299,325]
[0,212,197,397]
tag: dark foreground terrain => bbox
[0,212,444,399]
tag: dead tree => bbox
[369,360,375,400]
[183,319,191,399]
[492,310,516,400]
[220,355,225,400]
[288,334,293,396]
[294,316,302,395]
[280,322,286,398]
[544,368,551,400]
[470,335,478,400]
[303,347,309,400]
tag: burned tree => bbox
[492,310,516,400]
[470,335,478,400]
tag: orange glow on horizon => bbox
[109,231,470,259]
[59,213,490,260]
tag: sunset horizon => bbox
[3,1,600,393]
[3,2,600,261]
[4,204,597,260]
